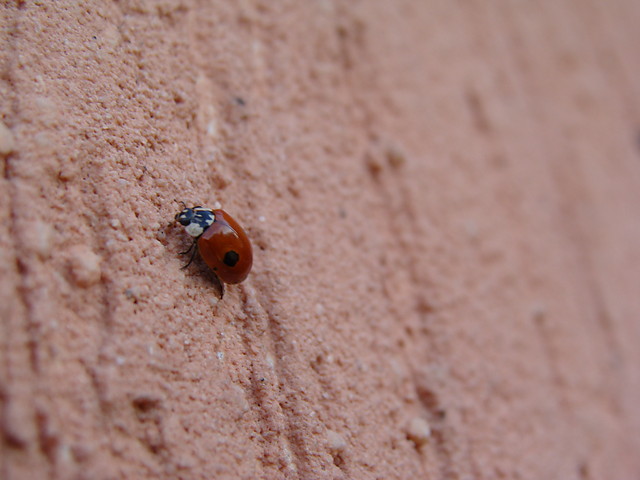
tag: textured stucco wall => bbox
[2,1,640,479]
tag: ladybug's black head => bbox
[175,207,195,226]
[175,206,215,238]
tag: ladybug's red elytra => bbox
[175,206,252,285]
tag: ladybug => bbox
[175,206,252,285]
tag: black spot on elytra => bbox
[223,250,240,267]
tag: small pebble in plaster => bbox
[327,430,347,453]
[175,206,253,289]
[99,23,121,50]
[406,417,431,446]
[58,442,73,465]
[364,150,383,176]
[206,119,218,137]
[0,121,15,155]
[209,296,219,307]
[365,136,408,176]
[70,443,93,462]
[33,131,54,151]
[34,96,58,126]
[131,393,163,417]
[67,245,102,287]
[531,302,547,322]
[265,353,275,369]
[124,287,139,302]
[229,384,250,419]
[58,160,79,182]
[2,398,30,448]
[22,220,54,259]
[386,144,407,169]
[282,445,297,472]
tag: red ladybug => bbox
[175,206,252,284]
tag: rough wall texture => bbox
[2,1,640,479]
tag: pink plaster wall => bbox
[2,2,640,479]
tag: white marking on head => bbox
[185,223,204,237]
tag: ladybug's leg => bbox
[211,273,225,299]
[179,239,197,256]
[181,240,199,269]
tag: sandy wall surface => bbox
[2,1,640,479]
